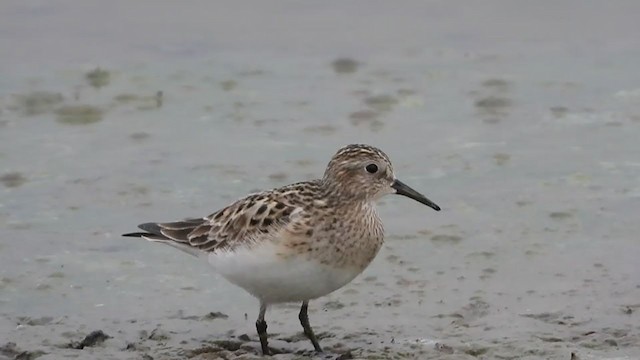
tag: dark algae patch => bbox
[202,311,229,320]
[549,211,573,220]
[349,110,384,132]
[303,124,338,135]
[114,93,140,103]
[114,91,163,109]
[464,346,489,356]
[349,110,378,124]
[475,96,511,113]
[86,68,110,88]
[12,91,64,116]
[220,80,238,91]
[1,172,27,188]
[332,58,359,74]
[481,78,510,91]
[0,342,45,360]
[430,234,463,244]
[550,106,569,118]
[68,330,110,349]
[364,95,398,112]
[493,153,511,166]
[55,105,103,125]
[130,132,150,141]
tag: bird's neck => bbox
[320,178,369,205]
[322,189,369,210]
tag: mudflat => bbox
[1,2,639,359]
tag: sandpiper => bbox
[123,144,440,355]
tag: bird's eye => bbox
[365,164,378,173]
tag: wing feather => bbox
[124,180,322,254]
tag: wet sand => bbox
[1,1,639,359]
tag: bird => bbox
[123,144,441,355]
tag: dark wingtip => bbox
[138,222,162,234]
[123,223,163,238]
[122,232,148,237]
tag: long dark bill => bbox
[391,179,441,211]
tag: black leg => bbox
[299,301,323,352]
[256,302,270,355]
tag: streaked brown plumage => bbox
[123,144,441,355]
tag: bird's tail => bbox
[122,223,203,257]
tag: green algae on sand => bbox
[86,68,110,88]
[12,91,64,116]
[55,105,104,125]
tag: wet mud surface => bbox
[1,1,640,359]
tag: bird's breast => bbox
[311,206,384,271]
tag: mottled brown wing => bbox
[136,193,303,253]
[125,180,323,253]
[193,194,302,252]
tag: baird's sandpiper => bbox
[123,144,440,355]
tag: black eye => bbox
[365,164,378,173]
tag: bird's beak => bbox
[391,179,441,211]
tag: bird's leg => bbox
[256,302,270,355]
[299,301,323,352]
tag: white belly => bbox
[207,242,361,304]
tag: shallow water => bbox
[1,1,639,359]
